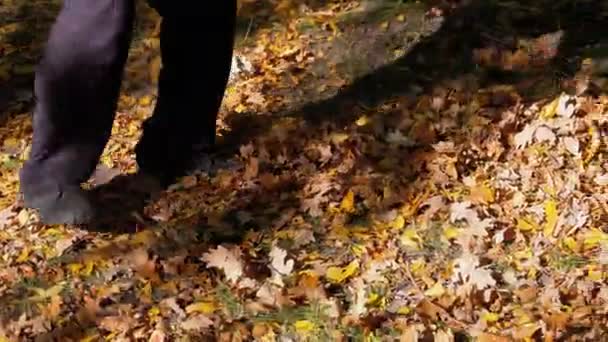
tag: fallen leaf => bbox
[180,315,214,332]
[186,302,217,315]
[202,245,244,284]
[562,136,580,156]
[534,126,556,144]
[244,157,259,180]
[514,123,536,148]
[294,320,315,334]
[149,328,166,342]
[543,200,558,237]
[556,94,577,117]
[340,190,355,213]
[540,97,559,119]
[99,315,136,333]
[326,260,359,284]
[424,282,446,298]
[477,332,510,342]
[269,244,294,276]
[595,173,608,186]
[452,253,496,291]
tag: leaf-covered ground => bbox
[0,0,608,340]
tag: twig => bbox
[242,17,254,44]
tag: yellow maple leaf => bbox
[469,183,495,204]
[517,217,538,232]
[340,190,355,213]
[83,260,95,276]
[482,312,500,323]
[424,282,445,298]
[148,306,161,319]
[326,260,359,283]
[540,96,559,119]
[584,229,608,248]
[391,215,405,229]
[29,283,65,302]
[443,225,460,240]
[587,267,603,282]
[562,237,578,252]
[330,133,349,144]
[294,320,315,333]
[351,244,365,257]
[68,263,83,275]
[543,200,558,237]
[186,302,217,315]
[410,258,426,274]
[16,246,30,263]
[140,282,152,300]
[138,95,153,106]
[355,115,370,126]
[397,306,412,315]
[400,228,422,250]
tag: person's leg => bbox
[19,0,135,224]
[135,1,237,186]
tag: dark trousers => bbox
[19,0,236,195]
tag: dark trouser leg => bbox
[19,0,135,224]
[135,1,237,184]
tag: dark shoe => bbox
[136,141,218,188]
[22,184,96,225]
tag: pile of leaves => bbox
[0,0,607,340]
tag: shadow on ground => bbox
[93,0,608,259]
[0,0,59,125]
[2,0,608,339]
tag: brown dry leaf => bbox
[202,245,244,283]
[515,286,537,303]
[514,123,536,148]
[452,253,496,292]
[512,323,540,339]
[247,92,266,107]
[127,248,158,280]
[477,333,510,342]
[469,183,495,204]
[544,311,569,331]
[180,175,198,189]
[400,325,419,342]
[180,314,214,332]
[39,295,63,320]
[415,299,441,320]
[0,205,16,228]
[99,315,136,333]
[244,157,259,180]
[434,330,453,342]
[269,244,294,277]
[562,136,580,156]
[17,209,29,226]
[534,125,556,144]
[149,328,166,342]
